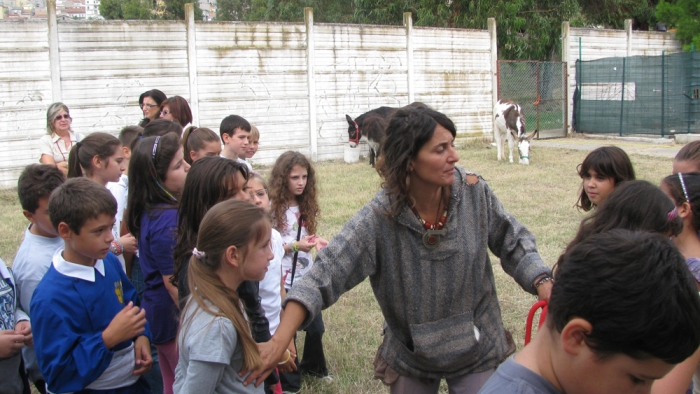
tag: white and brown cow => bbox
[493,99,537,165]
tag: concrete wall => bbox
[561,20,683,133]
[0,6,498,187]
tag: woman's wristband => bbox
[534,275,553,289]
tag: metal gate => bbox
[497,60,568,138]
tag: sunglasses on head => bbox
[55,114,71,121]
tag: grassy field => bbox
[0,141,675,393]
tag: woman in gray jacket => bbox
[246,104,553,394]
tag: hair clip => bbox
[668,207,679,221]
[152,136,161,161]
[192,247,205,259]
[679,173,690,203]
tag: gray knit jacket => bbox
[285,167,551,379]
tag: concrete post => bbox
[185,3,199,125]
[562,21,571,133]
[488,17,498,137]
[47,0,61,102]
[305,7,317,161]
[625,19,633,57]
[404,12,414,104]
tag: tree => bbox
[352,0,582,60]
[215,0,251,20]
[162,0,203,19]
[100,0,125,19]
[656,0,700,51]
[99,0,154,19]
[245,0,353,22]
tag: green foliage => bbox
[657,0,700,51]
[579,0,659,30]
[215,0,249,20]
[99,0,155,19]
[99,0,125,19]
[162,0,203,19]
[352,0,583,60]
[242,0,353,22]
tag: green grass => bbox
[1,142,675,393]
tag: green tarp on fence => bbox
[574,51,700,136]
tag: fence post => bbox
[619,58,626,136]
[488,18,498,112]
[562,21,570,133]
[47,0,61,102]
[661,51,665,137]
[403,12,414,104]
[185,3,199,125]
[625,19,633,57]
[305,7,318,162]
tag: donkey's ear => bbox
[346,115,355,126]
[527,130,537,141]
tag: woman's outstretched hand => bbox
[240,337,287,387]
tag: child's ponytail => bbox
[66,132,121,178]
[182,127,220,165]
[180,200,269,372]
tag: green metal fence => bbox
[574,51,700,136]
[498,60,568,139]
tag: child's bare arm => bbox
[102,302,146,349]
[162,275,179,309]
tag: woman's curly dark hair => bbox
[376,103,456,216]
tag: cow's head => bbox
[517,130,537,165]
[346,115,360,147]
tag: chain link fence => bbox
[497,61,568,138]
[574,51,700,136]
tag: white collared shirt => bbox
[52,249,105,282]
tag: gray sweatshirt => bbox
[286,168,550,379]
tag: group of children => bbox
[8,97,700,394]
[480,141,700,394]
[2,101,330,394]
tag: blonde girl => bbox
[248,173,298,378]
[173,200,273,393]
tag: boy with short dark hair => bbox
[12,164,66,392]
[478,230,700,394]
[219,114,252,171]
[31,178,152,393]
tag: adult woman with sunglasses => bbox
[139,89,167,127]
[38,102,81,176]
[159,96,193,131]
